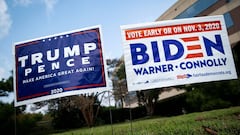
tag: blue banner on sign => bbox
[14,27,106,105]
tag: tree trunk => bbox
[145,102,155,116]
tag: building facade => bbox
[156,0,240,76]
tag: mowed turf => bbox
[51,106,240,135]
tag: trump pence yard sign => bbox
[14,26,109,106]
[121,15,237,92]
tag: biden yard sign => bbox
[121,15,237,92]
[14,26,108,106]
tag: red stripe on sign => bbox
[187,45,201,50]
[64,83,106,91]
[185,53,203,59]
[124,21,222,40]
[181,37,199,42]
[18,92,49,101]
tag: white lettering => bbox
[38,65,45,73]
[84,43,96,54]
[64,45,80,58]
[66,59,74,67]
[82,57,90,64]
[32,53,43,65]
[25,68,32,76]
[18,56,28,68]
[52,62,60,70]
[47,49,59,61]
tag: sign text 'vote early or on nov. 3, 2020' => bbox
[121,15,237,92]
[14,25,109,106]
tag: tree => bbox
[49,92,106,128]
[0,74,13,96]
[69,93,100,127]
[49,97,85,129]
[110,59,128,108]
[116,64,126,80]
[136,89,160,116]
[112,79,127,108]
[111,58,162,115]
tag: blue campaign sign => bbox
[14,26,108,106]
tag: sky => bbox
[0,0,177,80]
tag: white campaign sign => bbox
[121,15,237,91]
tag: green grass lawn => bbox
[50,106,240,135]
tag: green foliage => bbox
[0,75,13,96]
[116,64,126,80]
[0,102,44,135]
[155,95,186,116]
[51,107,85,129]
[184,79,240,112]
[17,113,43,135]
[0,102,15,135]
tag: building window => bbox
[223,12,234,28]
[175,0,218,19]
